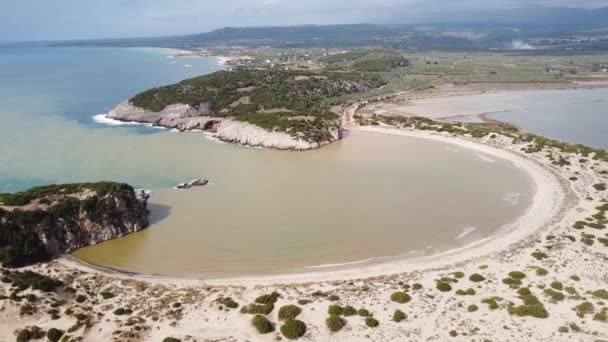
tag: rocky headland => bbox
[0,182,149,268]
[106,68,384,150]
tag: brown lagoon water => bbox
[74,130,533,278]
[0,46,534,278]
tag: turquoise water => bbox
[0,46,223,192]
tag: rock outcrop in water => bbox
[0,182,149,267]
[176,178,209,189]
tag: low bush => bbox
[543,288,565,301]
[467,305,478,312]
[252,314,274,334]
[456,288,476,296]
[280,319,307,340]
[46,328,64,342]
[390,291,411,304]
[550,281,563,291]
[217,297,238,309]
[241,303,274,315]
[469,274,485,282]
[343,305,357,316]
[358,308,370,317]
[328,305,343,316]
[393,309,407,322]
[278,305,302,321]
[255,291,280,305]
[508,271,526,279]
[575,302,595,317]
[326,315,346,332]
[436,281,452,292]
[365,317,379,328]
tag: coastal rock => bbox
[107,101,341,150]
[0,183,149,267]
[176,178,209,189]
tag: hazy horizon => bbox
[2,0,608,42]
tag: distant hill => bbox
[51,6,608,51]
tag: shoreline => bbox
[60,127,568,286]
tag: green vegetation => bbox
[456,288,476,296]
[297,299,311,305]
[482,298,500,310]
[252,315,275,334]
[241,303,274,315]
[113,307,133,316]
[1,270,63,293]
[328,305,343,316]
[129,69,383,143]
[593,183,607,191]
[365,317,379,328]
[0,182,133,206]
[342,305,357,316]
[543,288,565,301]
[469,273,486,282]
[508,288,549,318]
[278,305,302,321]
[467,304,479,312]
[326,315,346,332]
[390,291,411,304]
[280,319,307,340]
[594,308,608,322]
[46,328,64,342]
[436,281,452,292]
[357,308,370,317]
[508,271,526,280]
[162,338,181,342]
[575,302,595,317]
[592,289,608,300]
[532,251,549,261]
[393,309,407,322]
[255,292,280,305]
[216,297,239,309]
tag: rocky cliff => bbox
[108,101,341,150]
[0,182,149,267]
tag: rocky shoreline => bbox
[107,101,342,150]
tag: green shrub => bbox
[508,271,526,280]
[593,183,606,191]
[467,305,478,312]
[469,274,485,282]
[100,291,115,299]
[327,294,340,301]
[365,317,379,328]
[436,281,452,292]
[594,308,608,322]
[482,298,499,310]
[113,308,132,316]
[280,319,307,340]
[328,305,343,316]
[390,291,411,304]
[393,309,407,322]
[550,281,563,291]
[358,308,370,317]
[255,292,280,305]
[412,283,423,290]
[543,288,565,301]
[343,305,357,316]
[75,294,87,303]
[162,338,181,342]
[297,299,311,305]
[46,328,63,342]
[326,315,346,332]
[449,330,458,337]
[575,302,595,317]
[456,288,476,296]
[241,303,274,315]
[252,315,274,334]
[532,251,548,260]
[278,305,302,321]
[16,329,31,342]
[508,289,549,318]
[217,297,238,309]
[535,267,549,276]
[502,277,522,287]
[453,272,465,279]
[592,289,608,300]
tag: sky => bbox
[2,0,608,42]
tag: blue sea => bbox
[0,45,223,192]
